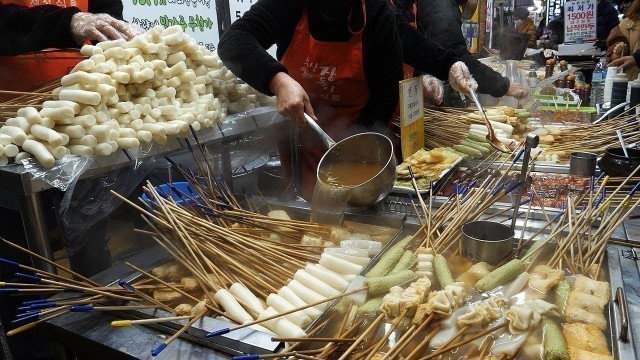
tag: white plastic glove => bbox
[422,74,444,105]
[70,13,142,45]
[448,61,478,94]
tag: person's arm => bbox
[217,0,301,96]
[0,3,80,56]
[396,21,458,80]
[88,0,124,19]
[415,0,509,97]
[461,53,510,97]
[359,1,403,131]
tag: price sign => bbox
[228,0,277,58]
[122,0,220,52]
[399,76,424,160]
[564,0,597,42]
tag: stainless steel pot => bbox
[317,132,397,207]
[461,220,514,265]
[305,114,397,207]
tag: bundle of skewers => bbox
[545,110,640,159]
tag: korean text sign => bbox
[564,0,596,42]
[399,77,424,160]
[122,0,220,52]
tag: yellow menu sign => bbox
[399,76,424,160]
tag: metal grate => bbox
[382,194,426,218]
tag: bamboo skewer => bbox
[272,337,357,343]
[418,323,508,360]
[363,309,409,360]
[151,309,207,356]
[337,313,385,360]
[111,315,194,327]
[1,238,100,287]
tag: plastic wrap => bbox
[57,153,159,257]
[20,155,94,192]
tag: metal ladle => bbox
[303,113,397,207]
[467,88,511,153]
[304,113,336,149]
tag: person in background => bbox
[597,0,620,49]
[607,0,640,77]
[218,0,404,201]
[0,0,140,101]
[545,16,565,50]
[513,7,538,48]
[389,0,481,105]
[407,0,528,99]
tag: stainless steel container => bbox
[317,132,397,207]
[569,151,597,177]
[461,220,514,265]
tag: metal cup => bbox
[461,221,514,265]
[569,152,597,177]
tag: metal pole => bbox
[511,134,539,230]
[18,193,56,273]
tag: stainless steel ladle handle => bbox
[304,113,336,149]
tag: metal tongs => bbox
[467,89,511,153]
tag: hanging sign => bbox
[564,0,597,42]
[122,0,220,51]
[399,76,425,160]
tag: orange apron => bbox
[0,0,88,101]
[279,4,370,201]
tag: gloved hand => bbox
[448,61,478,94]
[506,82,528,99]
[422,74,444,105]
[270,72,317,125]
[70,13,142,45]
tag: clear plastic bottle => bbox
[527,64,538,89]
[590,57,607,107]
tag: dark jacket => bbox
[391,0,459,81]
[0,0,123,56]
[597,0,620,46]
[395,0,510,97]
[218,0,403,130]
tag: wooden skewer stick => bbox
[118,279,177,314]
[125,262,230,320]
[151,310,207,356]
[336,313,385,360]
[317,318,364,359]
[387,313,435,360]
[292,352,322,360]
[0,90,57,97]
[363,309,410,360]
[404,325,441,360]
[1,238,100,287]
[283,313,338,354]
[13,272,135,302]
[7,308,71,336]
[272,337,357,343]
[112,315,194,327]
[234,350,325,360]
[206,286,368,337]
[418,322,508,360]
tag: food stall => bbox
[0,12,639,360]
